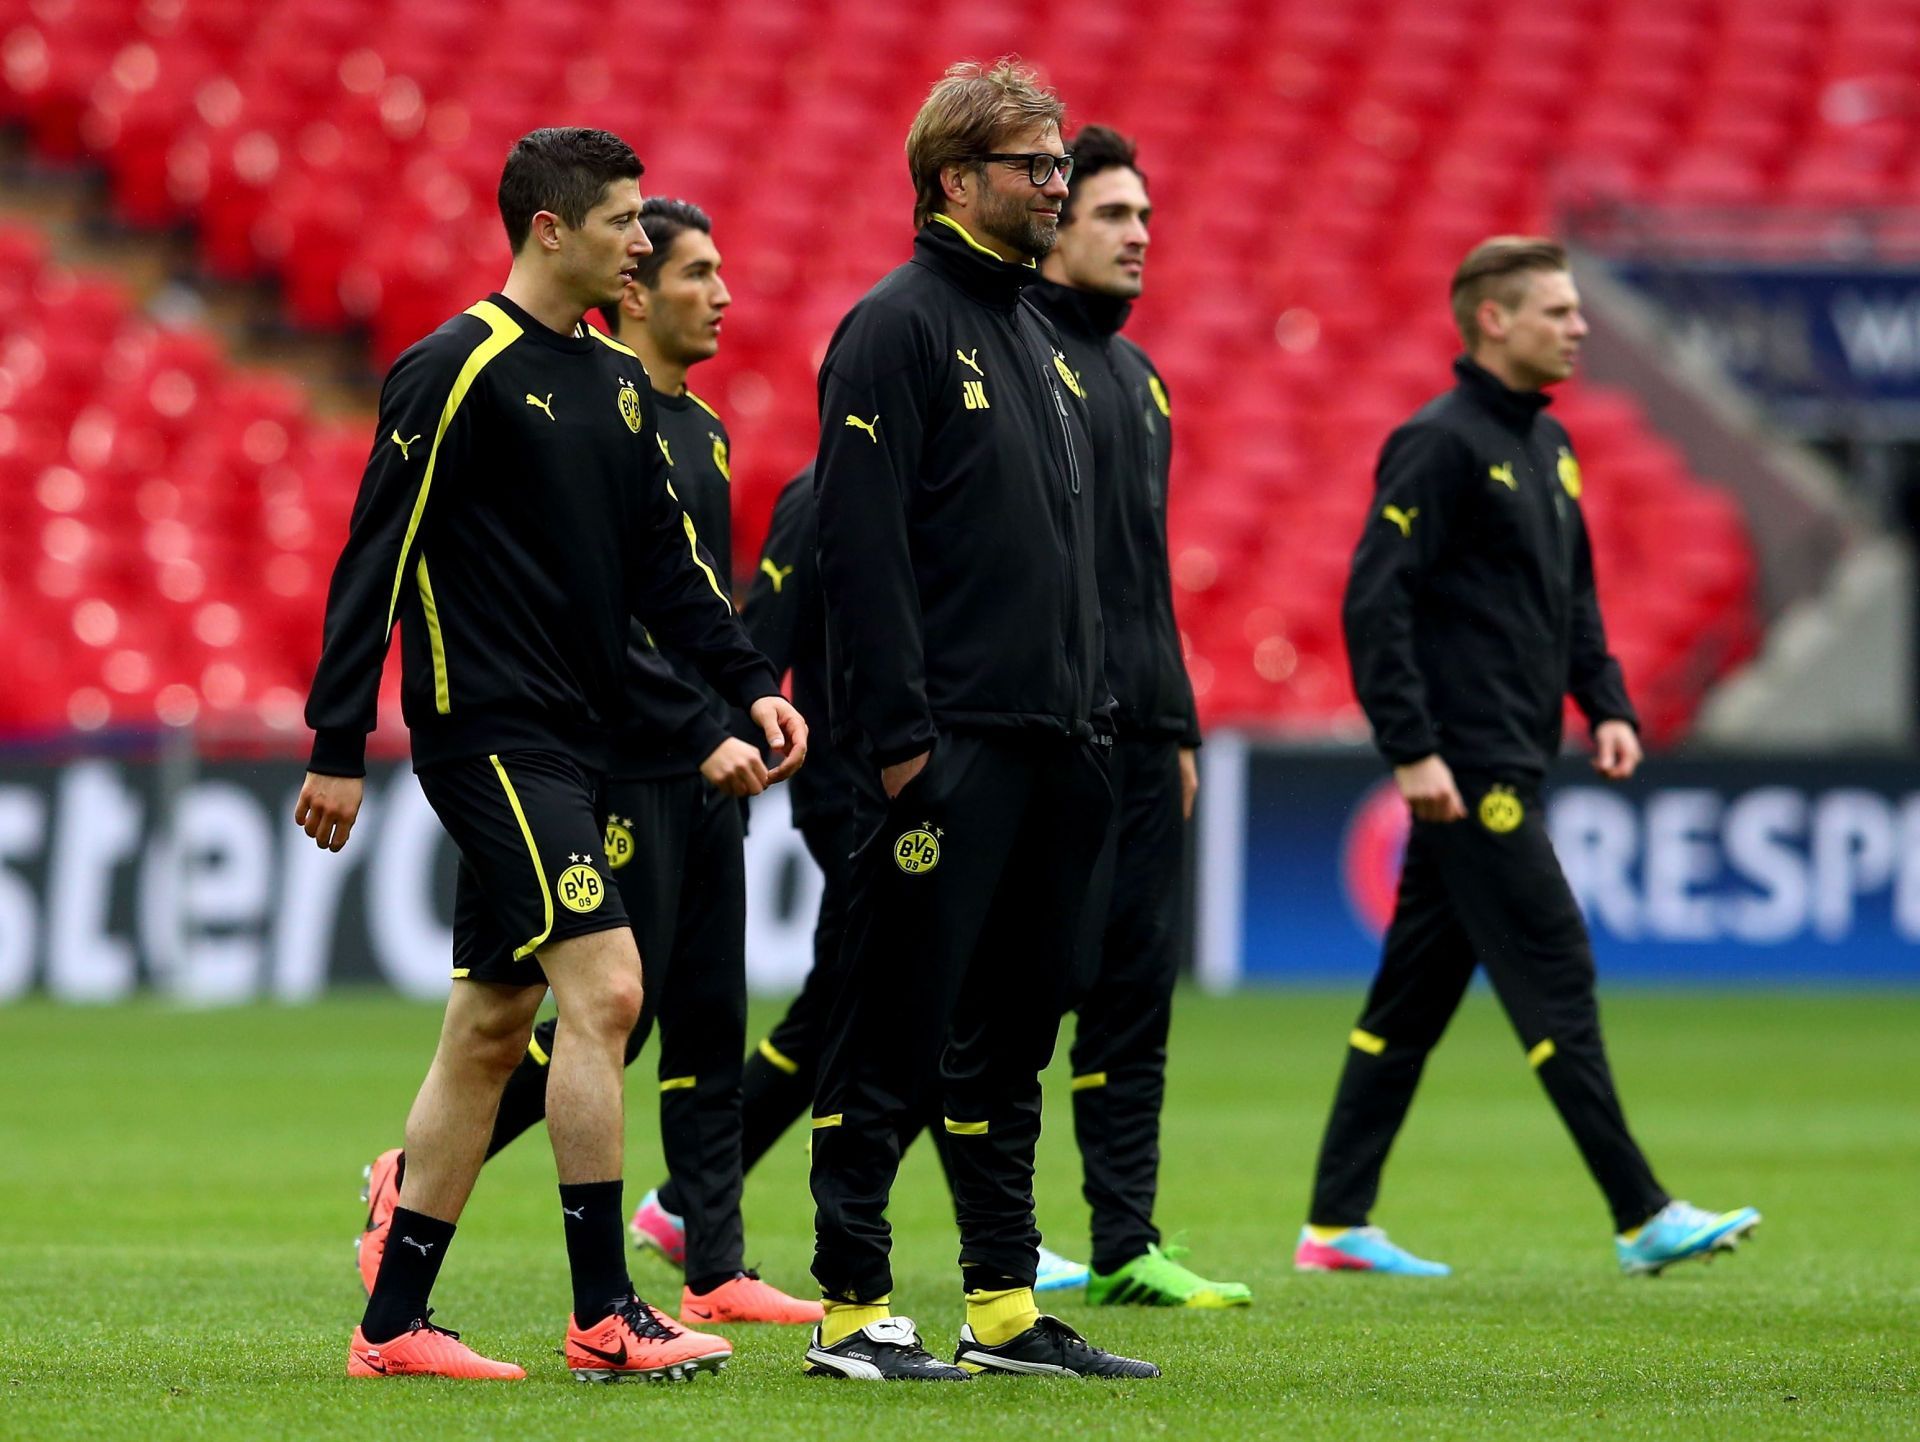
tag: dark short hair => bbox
[1450,237,1569,346]
[1060,124,1145,225]
[497,127,644,254]
[596,197,714,334]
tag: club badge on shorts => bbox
[1478,786,1524,834]
[603,816,635,870]
[558,854,606,912]
[893,823,942,875]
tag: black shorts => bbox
[415,750,630,986]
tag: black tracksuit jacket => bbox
[813,217,1108,767]
[1027,280,1200,748]
[1343,357,1637,783]
[304,294,776,776]
[612,386,745,783]
[744,467,861,825]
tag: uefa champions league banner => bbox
[1209,745,1920,987]
[2,748,1917,1001]
[0,758,825,1004]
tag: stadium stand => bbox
[4,0,1863,744]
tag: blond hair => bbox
[906,58,1065,229]
[1450,237,1569,346]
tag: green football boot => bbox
[1086,1242,1251,1309]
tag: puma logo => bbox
[844,413,878,442]
[1489,462,1516,490]
[389,430,421,460]
[759,558,795,593]
[525,392,555,420]
[1382,505,1419,537]
[400,1236,435,1256]
[562,1205,586,1220]
[955,348,983,376]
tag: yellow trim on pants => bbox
[660,1075,696,1092]
[944,1118,989,1136]
[1528,1038,1557,1069]
[1071,1072,1108,1091]
[811,1114,843,1129]
[758,1037,799,1074]
[489,754,553,960]
[527,1035,549,1066]
[1349,1028,1387,1055]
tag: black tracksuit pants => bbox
[487,774,749,1286]
[810,731,1113,1302]
[1308,775,1670,1235]
[1063,738,1185,1275]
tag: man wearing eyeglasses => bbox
[804,60,1156,1382]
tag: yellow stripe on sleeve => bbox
[385,301,521,633]
[527,1035,549,1066]
[416,555,450,714]
[811,1114,843,1129]
[660,1076,696,1092]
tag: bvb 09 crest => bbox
[1478,785,1525,834]
[617,378,643,434]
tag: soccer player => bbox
[628,463,1092,1296]
[803,60,1157,1381]
[357,198,818,1329]
[300,127,805,1382]
[1029,126,1249,1309]
[1297,237,1761,1279]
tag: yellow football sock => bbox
[819,1296,890,1348]
[1306,1224,1349,1243]
[965,1285,1038,1346]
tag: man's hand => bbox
[1178,746,1199,821]
[882,748,931,799]
[1394,754,1466,823]
[1592,719,1643,781]
[701,737,771,797]
[294,772,364,852]
[749,695,809,784]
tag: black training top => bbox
[1027,279,1200,748]
[813,216,1109,767]
[1343,356,1637,783]
[304,293,777,777]
[743,466,875,826]
[611,385,743,782]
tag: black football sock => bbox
[560,1180,632,1327]
[685,1269,737,1297]
[360,1208,456,1343]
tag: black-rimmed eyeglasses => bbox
[978,152,1075,186]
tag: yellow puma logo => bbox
[1489,462,1515,490]
[390,430,421,460]
[844,414,879,442]
[525,392,555,420]
[956,348,983,377]
[1382,505,1419,537]
[759,558,795,593]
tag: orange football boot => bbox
[564,1296,732,1383]
[356,1148,403,1294]
[347,1314,525,1379]
[681,1271,824,1326]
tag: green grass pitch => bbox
[2,988,1915,1440]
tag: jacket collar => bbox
[913,215,1039,311]
[1027,278,1131,339]
[1454,356,1552,432]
